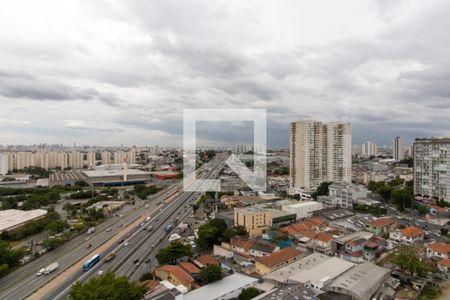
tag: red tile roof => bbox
[428,243,450,254]
[367,217,396,228]
[230,238,256,251]
[400,226,424,238]
[156,265,194,286]
[438,259,450,268]
[256,247,302,267]
[315,232,333,243]
[179,261,200,274]
[196,254,220,266]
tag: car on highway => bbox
[97,270,104,276]
[118,239,124,244]
[145,258,150,263]
[106,228,111,232]
[86,243,92,248]
[133,258,139,266]
[36,268,46,276]
[123,242,129,246]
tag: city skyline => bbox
[1,1,450,147]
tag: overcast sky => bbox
[1,0,450,148]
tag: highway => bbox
[8,156,224,300]
[44,158,223,300]
[0,185,180,300]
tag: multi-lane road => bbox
[0,157,224,300]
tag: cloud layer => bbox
[0,0,449,147]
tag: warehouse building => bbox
[324,262,390,300]
[49,169,151,187]
[0,209,47,233]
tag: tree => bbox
[312,181,332,199]
[391,188,412,211]
[139,272,153,282]
[0,240,24,278]
[223,226,248,242]
[199,264,223,284]
[440,227,448,235]
[393,245,428,277]
[74,180,89,187]
[238,287,260,300]
[196,219,227,248]
[69,271,147,300]
[156,241,192,265]
[377,185,392,201]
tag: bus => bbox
[83,254,101,271]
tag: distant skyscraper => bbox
[393,136,404,161]
[289,120,352,193]
[101,151,111,165]
[413,138,450,202]
[361,141,378,157]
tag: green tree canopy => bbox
[393,245,428,277]
[69,272,147,300]
[199,264,223,284]
[155,241,192,265]
[238,287,261,300]
[312,181,332,199]
[196,218,227,248]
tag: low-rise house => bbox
[296,231,334,255]
[254,247,303,275]
[340,238,366,263]
[196,254,220,267]
[155,265,195,291]
[437,259,450,273]
[389,226,424,245]
[179,262,200,277]
[363,237,387,261]
[364,217,397,235]
[426,242,450,259]
[229,237,279,258]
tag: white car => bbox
[124,242,129,246]
[97,270,104,276]
[36,268,46,276]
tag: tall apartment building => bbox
[101,151,111,165]
[0,153,13,175]
[87,151,96,168]
[361,141,378,157]
[16,152,34,170]
[68,151,83,169]
[114,151,126,164]
[289,120,351,193]
[413,138,450,202]
[393,136,404,161]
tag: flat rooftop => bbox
[263,252,330,283]
[0,209,47,232]
[82,169,150,177]
[181,273,258,300]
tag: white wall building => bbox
[414,138,450,202]
[281,201,323,220]
[328,183,368,209]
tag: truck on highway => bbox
[104,252,116,262]
[164,224,173,234]
[43,262,59,275]
[87,227,95,235]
